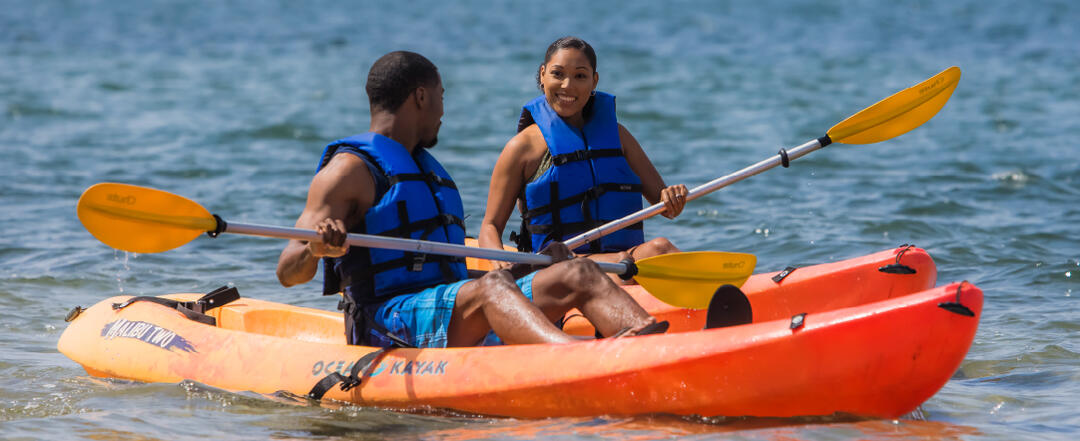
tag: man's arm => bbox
[276,153,376,287]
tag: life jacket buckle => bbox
[585,186,606,200]
[410,253,427,271]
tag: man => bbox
[276,51,663,348]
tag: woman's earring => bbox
[590,90,596,96]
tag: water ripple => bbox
[3,0,1080,439]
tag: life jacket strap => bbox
[338,255,466,297]
[523,220,643,236]
[522,183,643,219]
[551,148,625,166]
[374,212,465,240]
[338,294,417,348]
[510,219,532,252]
[387,172,458,190]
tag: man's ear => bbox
[413,86,427,109]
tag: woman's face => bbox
[539,48,598,120]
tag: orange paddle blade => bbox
[77,183,216,253]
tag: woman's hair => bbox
[536,36,597,90]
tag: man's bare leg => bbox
[447,271,577,347]
[528,258,656,337]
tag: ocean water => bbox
[1,0,1077,439]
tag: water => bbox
[2,0,1077,439]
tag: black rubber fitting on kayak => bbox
[772,266,798,284]
[817,135,832,148]
[64,306,84,322]
[196,286,240,313]
[618,260,638,281]
[778,148,790,168]
[705,285,752,329]
[207,214,227,238]
[938,302,975,317]
[938,281,976,317]
[790,313,806,330]
[878,263,917,274]
[878,244,917,274]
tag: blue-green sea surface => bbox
[1,1,1077,439]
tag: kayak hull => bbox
[58,248,980,419]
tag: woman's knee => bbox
[638,237,679,257]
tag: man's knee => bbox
[480,269,515,284]
[473,270,519,302]
[562,257,606,287]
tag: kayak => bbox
[57,246,981,418]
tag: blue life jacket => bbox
[513,92,644,253]
[316,133,468,307]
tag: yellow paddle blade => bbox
[828,66,961,145]
[634,251,757,309]
[77,183,217,253]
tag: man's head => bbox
[366,51,444,149]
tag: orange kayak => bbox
[58,247,981,418]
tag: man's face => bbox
[418,78,444,149]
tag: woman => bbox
[480,36,689,277]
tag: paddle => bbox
[77,183,755,308]
[563,66,962,249]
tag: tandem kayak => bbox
[57,246,981,418]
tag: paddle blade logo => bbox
[106,193,136,205]
[100,319,197,353]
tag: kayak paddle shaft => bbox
[224,221,633,275]
[563,136,831,250]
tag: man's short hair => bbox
[366,51,440,112]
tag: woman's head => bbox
[537,36,598,121]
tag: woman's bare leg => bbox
[582,237,681,285]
